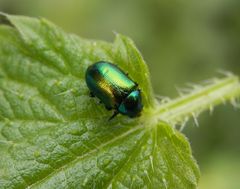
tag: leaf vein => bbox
[27,125,145,188]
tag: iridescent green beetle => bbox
[85,61,143,120]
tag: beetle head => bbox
[118,90,143,117]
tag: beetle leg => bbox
[105,105,112,110]
[89,91,95,97]
[108,111,119,121]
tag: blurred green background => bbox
[0,0,239,188]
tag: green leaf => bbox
[0,13,239,189]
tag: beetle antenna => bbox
[108,111,119,121]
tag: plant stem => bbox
[155,75,240,125]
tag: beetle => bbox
[85,61,143,120]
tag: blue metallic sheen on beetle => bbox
[85,61,143,120]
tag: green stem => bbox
[154,75,240,125]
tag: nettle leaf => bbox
[0,13,240,189]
